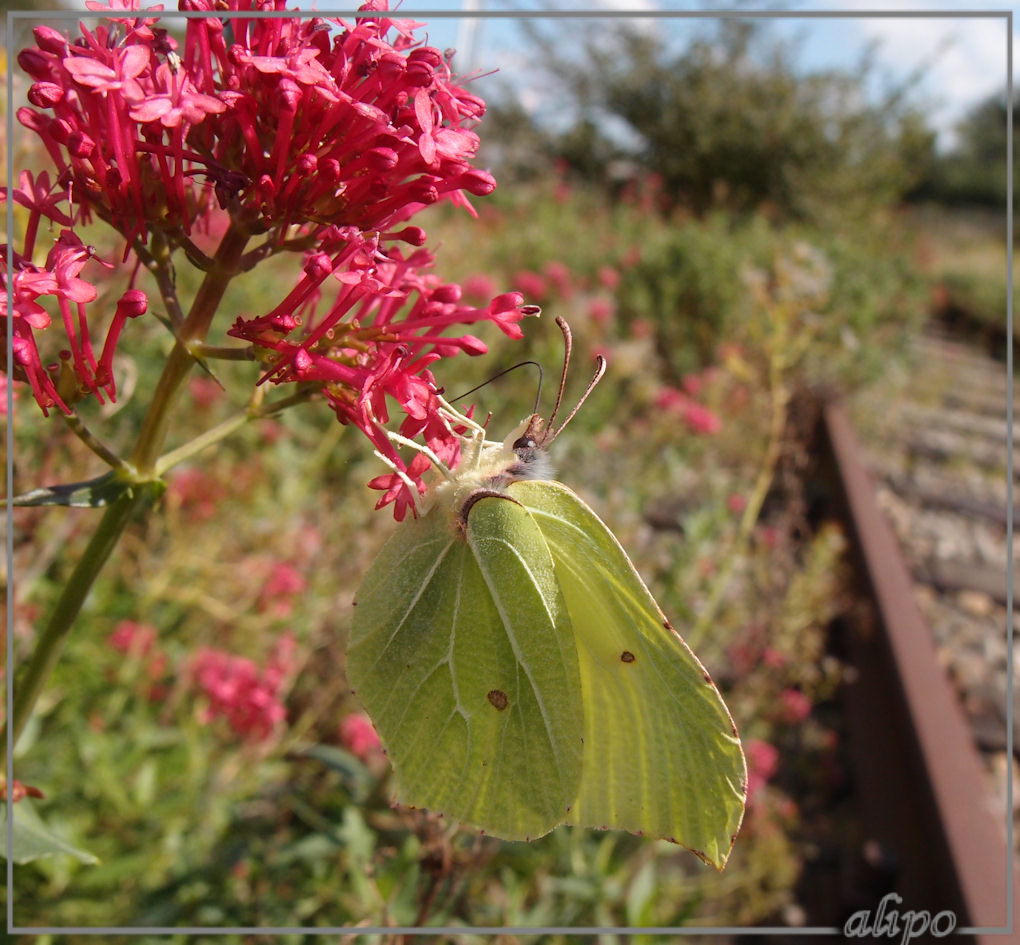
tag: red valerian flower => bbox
[9,0,527,512]
[108,619,158,655]
[16,0,495,243]
[256,561,308,617]
[1,172,146,413]
[779,688,812,723]
[230,230,527,519]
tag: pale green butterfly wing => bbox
[509,479,747,869]
[347,494,585,840]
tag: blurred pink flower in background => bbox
[462,272,498,304]
[779,688,812,723]
[512,269,547,303]
[165,467,226,521]
[191,633,297,741]
[107,620,169,698]
[745,739,779,805]
[108,620,157,655]
[726,492,747,514]
[654,386,721,435]
[683,401,721,435]
[597,265,621,290]
[189,376,225,410]
[257,562,308,618]
[681,373,703,397]
[629,317,653,339]
[543,260,574,298]
[655,387,686,412]
[621,246,642,269]
[587,297,614,325]
[339,712,382,761]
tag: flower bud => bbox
[459,168,496,196]
[489,291,524,314]
[32,25,68,55]
[18,48,52,79]
[67,130,95,158]
[117,289,148,319]
[366,147,398,171]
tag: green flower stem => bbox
[5,484,156,748]
[687,353,789,652]
[153,389,317,476]
[130,223,251,475]
[59,410,135,474]
[10,222,253,750]
[190,343,255,361]
[153,411,251,476]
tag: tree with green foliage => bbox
[491,19,935,224]
[916,90,1015,208]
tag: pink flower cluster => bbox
[228,233,526,519]
[17,0,493,243]
[7,0,527,516]
[190,633,297,741]
[108,618,159,655]
[2,170,148,413]
[165,466,227,521]
[256,560,307,618]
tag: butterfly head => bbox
[505,415,554,482]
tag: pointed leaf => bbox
[6,471,129,508]
[1,801,99,865]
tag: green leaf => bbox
[152,311,225,388]
[5,473,166,509]
[5,471,130,508]
[1,801,99,865]
[293,743,374,802]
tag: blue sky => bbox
[321,0,1012,152]
[53,0,1012,150]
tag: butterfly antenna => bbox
[449,360,544,410]
[544,316,574,437]
[547,352,607,446]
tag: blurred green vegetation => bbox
[8,171,927,935]
[912,92,1016,210]
[5,9,1010,939]
[485,19,934,226]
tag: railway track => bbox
[816,329,1018,940]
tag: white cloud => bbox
[810,0,1009,145]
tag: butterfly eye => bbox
[513,435,538,453]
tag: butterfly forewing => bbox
[509,479,747,869]
[348,497,584,841]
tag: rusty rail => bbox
[819,398,1017,940]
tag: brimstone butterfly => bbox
[347,318,746,869]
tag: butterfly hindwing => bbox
[509,479,747,869]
